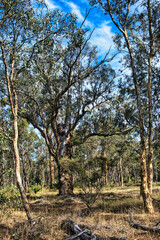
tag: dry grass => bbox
[0,184,160,240]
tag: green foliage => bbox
[30,184,41,194]
[53,180,60,189]
[0,185,22,216]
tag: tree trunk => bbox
[104,0,154,213]
[0,41,35,222]
[59,166,73,195]
[123,30,153,213]
[140,140,152,212]
[119,157,123,187]
[147,0,154,213]
[49,154,55,189]
[2,159,7,188]
[57,132,74,195]
[105,160,108,185]
[13,113,35,223]
[21,153,28,192]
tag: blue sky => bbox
[44,0,116,56]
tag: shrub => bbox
[30,184,41,194]
[53,180,60,189]
[0,185,23,216]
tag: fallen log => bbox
[129,210,160,233]
[61,219,125,240]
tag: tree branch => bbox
[78,126,136,145]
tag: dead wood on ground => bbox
[61,219,125,240]
[129,209,160,233]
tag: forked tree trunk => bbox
[55,87,74,195]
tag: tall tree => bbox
[19,14,115,195]
[89,0,160,212]
[0,0,50,222]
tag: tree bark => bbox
[59,166,73,195]
[57,133,73,195]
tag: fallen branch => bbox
[129,209,160,233]
[61,219,125,240]
[64,229,92,240]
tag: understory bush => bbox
[53,180,60,189]
[0,185,22,216]
[30,184,41,194]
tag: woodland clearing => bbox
[0,184,160,240]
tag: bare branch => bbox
[0,0,17,29]
[97,0,124,34]
[78,126,136,145]
[124,0,131,27]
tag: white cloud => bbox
[69,2,84,20]
[44,0,59,9]
[60,1,93,28]
[90,21,115,55]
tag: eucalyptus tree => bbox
[0,0,56,222]
[89,0,160,213]
[19,14,115,195]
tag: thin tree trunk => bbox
[123,30,153,213]
[13,104,35,223]
[147,0,154,213]
[105,160,108,185]
[119,157,123,187]
[49,154,55,189]
[0,41,35,222]
[105,0,154,213]
[2,152,7,188]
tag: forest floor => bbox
[0,184,160,240]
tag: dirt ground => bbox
[0,185,160,240]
